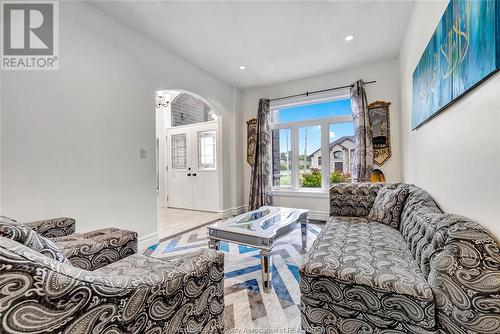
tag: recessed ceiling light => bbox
[345,35,354,41]
[239,65,246,70]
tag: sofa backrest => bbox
[400,184,442,235]
[329,182,384,217]
[398,185,442,271]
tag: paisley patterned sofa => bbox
[300,183,500,334]
[0,217,225,333]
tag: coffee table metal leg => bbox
[208,239,220,251]
[261,249,272,293]
[301,219,308,248]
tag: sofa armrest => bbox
[428,220,500,334]
[0,237,225,333]
[329,182,385,217]
[54,228,138,271]
[25,217,76,238]
[96,249,224,285]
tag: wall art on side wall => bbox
[412,0,499,129]
[246,118,257,165]
[368,101,391,166]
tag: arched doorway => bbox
[155,90,222,238]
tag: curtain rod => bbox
[269,80,376,102]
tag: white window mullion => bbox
[291,127,299,191]
[271,115,352,130]
[320,122,330,191]
[270,96,353,194]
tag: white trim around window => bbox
[270,93,353,195]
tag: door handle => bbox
[187,173,191,176]
[192,173,197,176]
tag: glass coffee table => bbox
[207,206,309,293]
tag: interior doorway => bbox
[156,90,222,239]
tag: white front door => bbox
[166,122,219,211]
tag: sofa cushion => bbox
[301,216,435,330]
[52,228,137,270]
[329,182,384,217]
[0,218,68,263]
[367,183,409,229]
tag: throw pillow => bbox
[0,217,68,263]
[368,183,409,229]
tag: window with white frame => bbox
[271,96,354,192]
[198,130,216,169]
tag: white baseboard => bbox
[308,210,329,221]
[138,232,159,251]
[217,205,248,219]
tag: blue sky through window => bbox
[277,98,351,123]
[276,98,353,155]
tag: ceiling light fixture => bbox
[344,35,354,41]
[239,65,246,70]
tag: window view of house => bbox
[271,98,354,191]
[329,122,355,182]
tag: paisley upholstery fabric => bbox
[0,236,225,334]
[95,253,177,275]
[367,183,409,229]
[25,217,76,238]
[350,80,374,182]
[428,219,500,334]
[0,220,68,263]
[301,217,435,329]
[52,228,137,270]
[301,182,500,334]
[300,294,437,334]
[400,185,441,237]
[329,182,384,217]
[249,98,272,210]
[0,215,17,224]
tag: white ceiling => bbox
[91,1,414,89]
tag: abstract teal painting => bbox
[412,0,499,129]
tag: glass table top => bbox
[228,207,297,231]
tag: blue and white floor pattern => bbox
[145,221,323,333]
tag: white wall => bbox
[155,90,181,209]
[399,1,500,240]
[0,69,2,214]
[241,60,402,218]
[1,2,243,246]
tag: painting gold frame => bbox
[368,101,391,166]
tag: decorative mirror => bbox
[368,101,391,166]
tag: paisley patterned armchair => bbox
[24,217,138,270]
[301,183,500,334]
[0,236,225,333]
[51,227,138,270]
[25,217,76,238]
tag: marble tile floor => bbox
[146,221,325,332]
[157,207,219,241]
